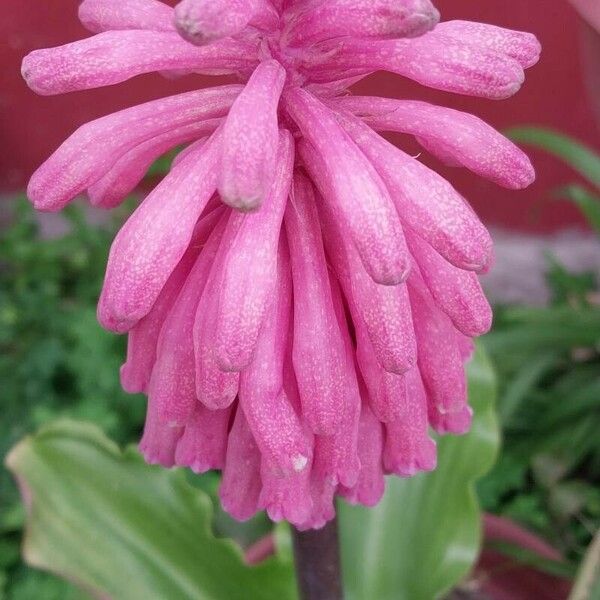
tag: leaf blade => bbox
[339,343,500,600]
[6,420,296,600]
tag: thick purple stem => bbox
[292,517,344,600]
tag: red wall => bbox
[1,0,599,231]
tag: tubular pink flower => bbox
[334,96,535,189]
[148,212,227,425]
[339,401,385,507]
[193,215,241,410]
[314,179,417,374]
[259,457,313,527]
[79,0,175,33]
[219,60,286,211]
[21,32,258,96]
[139,393,183,468]
[355,328,408,423]
[174,406,231,473]
[213,131,294,371]
[239,239,312,475]
[120,208,222,394]
[383,368,437,476]
[408,268,467,419]
[174,0,279,46]
[220,408,262,521]
[98,130,222,333]
[284,0,440,46]
[408,234,492,337]
[285,174,349,435]
[24,0,538,529]
[27,85,240,211]
[288,90,410,286]
[436,20,542,69]
[337,112,494,272]
[89,119,221,208]
[307,32,525,100]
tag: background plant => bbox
[479,128,600,572]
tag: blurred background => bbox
[1,1,600,599]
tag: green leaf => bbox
[555,185,600,236]
[5,420,296,600]
[499,351,559,424]
[507,127,600,188]
[339,342,499,600]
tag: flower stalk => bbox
[292,519,344,600]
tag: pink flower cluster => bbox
[22,0,539,529]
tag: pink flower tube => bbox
[22,0,539,529]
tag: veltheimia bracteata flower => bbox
[22,0,540,529]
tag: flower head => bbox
[22,0,539,529]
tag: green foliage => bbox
[481,127,600,566]
[339,344,499,600]
[481,302,600,563]
[0,198,146,598]
[4,348,498,600]
[5,420,297,600]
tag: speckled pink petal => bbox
[213,130,294,371]
[383,368,437,476]
[139,394,183,468]
[408,267,468,418]
[408,234,492,337]
[21,31,258,96]
[286,88,409,286]
[98,129,222,334]
[260,321,318,527]
[312,275,362,489]
[296,472,337,532]
[355,327,408,423]
[429,404,473,436]
[219,407,262,522]
[26,85,240,211]
[335,95,535,189]
[219,60,286,211]
[285,0,439,46]
[240,239,312,475]
[259,458,314,527]
[314,172,417,374]
[193,214,241,410]
[285,174,349,435]
[339,400,385,507]
[338,112,493,272]
[148,213,228,425]
[437,20,541,69]
[456,331,476,362]
[120,208,223,394]
[174,0,278,45]
[174,405,231,473]
[287,276,360,521]
[310,33,525,100]
[79,0,174,33]
[89,119,221,208]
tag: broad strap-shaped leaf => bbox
[339,342,499,600]
[5,420,296,600]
